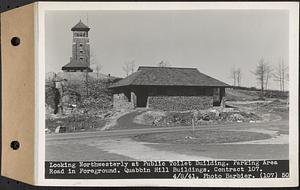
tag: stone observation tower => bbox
[62,20,93,72]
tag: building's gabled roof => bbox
[110,66,230,88]
[62,59,93,72]
[71,20,90,31]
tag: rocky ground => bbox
[46,84,289,134]
[46,90,289,160]
[46,97,288,134]
[130,87,289,129]
[45,108,129,133]
[45,76,122,133]
[132,99,288,128]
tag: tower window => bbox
[80,50,83,53]
[79,44,83,47]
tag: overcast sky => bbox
[45,10,289,90]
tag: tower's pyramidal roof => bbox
[71,20,90,31]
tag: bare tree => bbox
[123,64,130,77]
[158,60,170,67]
[264,66,272,90]
[236,68,242,87]
[95,64,103,80]
[252,57,272,96]
[230,67,237,86]
[273,57,288,92]
[82,51,97,97]
[85,70,89,97]
[130,61,135,74]
[123,60,136,76]
[230,67,242,87]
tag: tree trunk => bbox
[86,71,89,97]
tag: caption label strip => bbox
[45,160,289,179]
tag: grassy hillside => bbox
[225,89,260,101]
[226,87,288,101]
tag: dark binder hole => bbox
[10,141,20,150]
[11,37,20,46]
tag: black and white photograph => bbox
[45,8,290,160]
[39,2,298,186]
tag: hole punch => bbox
[10,141,20,150]
[11,37,21,46]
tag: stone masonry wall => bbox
[113,93,134,110]
[130,92,137,108]
[147,96,213,111]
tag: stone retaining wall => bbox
[147,96,213,111]
[113,93,134,110]
[113,92,137,110]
